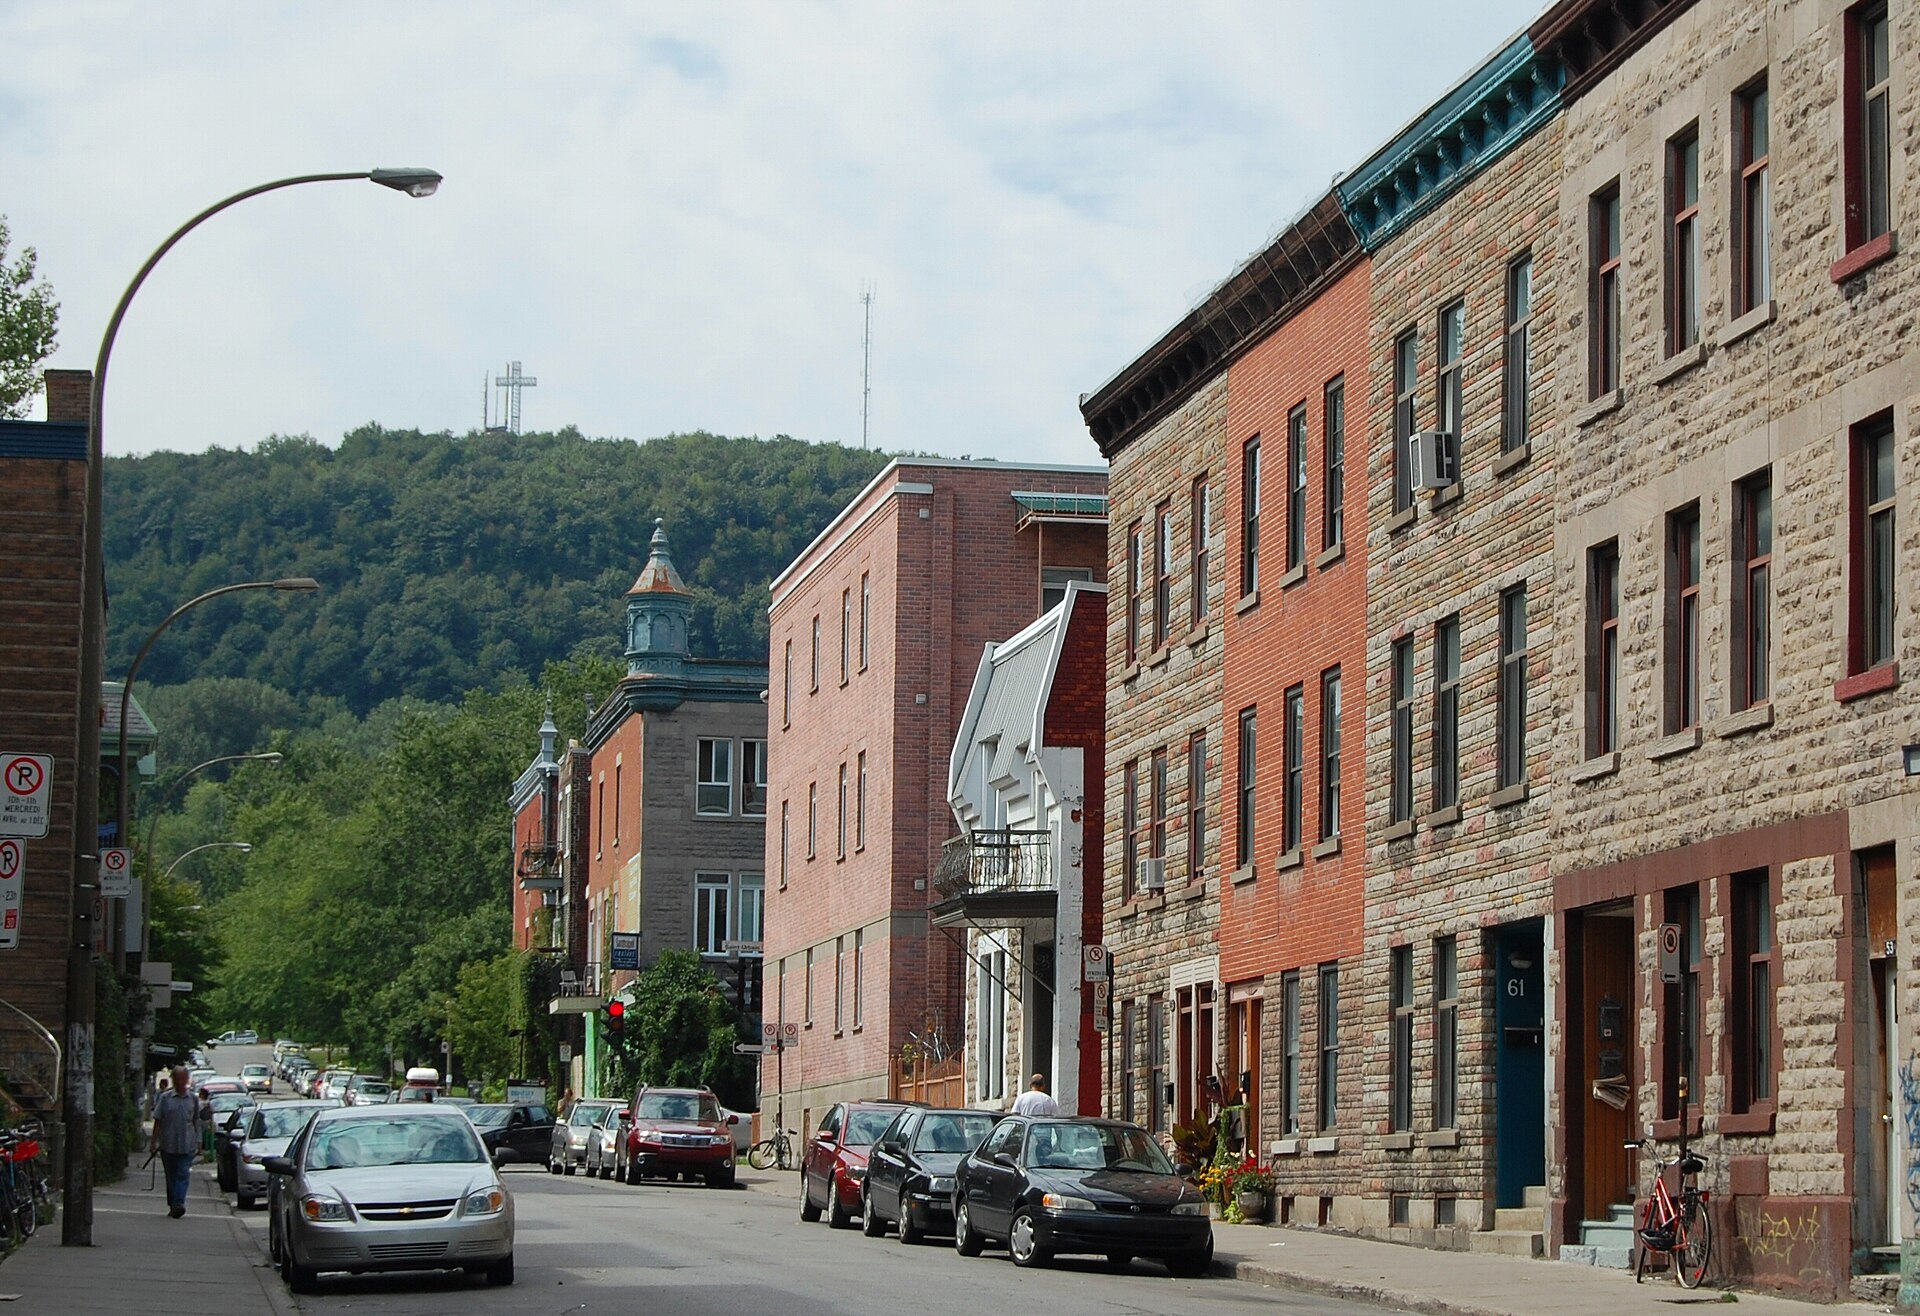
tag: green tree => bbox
[615,950,752,1109]
[0,216,58,417]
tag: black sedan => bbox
[862,1107,1000,1243]
[951,1116,1212,1275]
[466,1102,556,1165]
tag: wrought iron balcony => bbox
[552,961,606,1001]
[931,829,1056,927]
[517,842,562,891]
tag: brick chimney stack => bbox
[43,369,92,425]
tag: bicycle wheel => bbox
[747,1139,776,1170]
[1676,1202,1711,1289]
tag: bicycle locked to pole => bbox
[1627,968,1712,1289]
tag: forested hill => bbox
[105,426,892,715]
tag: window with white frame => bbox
[742,739,768,816]
[976,937,1008,1101]
[737,873,764,949]
[697,738,734,815]
[695,872,730,956]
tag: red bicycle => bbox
[1627,1138,1711,1287]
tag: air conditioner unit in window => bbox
[1138,858,1167,891]
[1408,430,1457,492]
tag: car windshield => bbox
[307,1117,485,1169]
[571,1104,614,1127]
[465,1105,511,1129]
[843,1110,898,1146]
[637,1093,719,1122]
[242,1065,268,1076]
[208,1094,253,1114]
[357,1083,391,1097]
[913,1113,999,1154]
[254,1107,321,1139]
[1023,1123,1173,1173]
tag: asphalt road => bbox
[205,1045,1395,1315]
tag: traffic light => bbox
[604,998,626,1043]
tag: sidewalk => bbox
[0,1161,291,1314]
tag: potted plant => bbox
[1228,1157,1275,1223]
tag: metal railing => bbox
[554,961,606,998]
[517,842,562,891]
[932,829,1054,901]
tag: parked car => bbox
[210,1093,261,1191]
[861,1107,1001,1243]
[800,1099,912,1227]
[614,1087,737,1188]
[213,1030,259,1045]
[550,1099,621,1175]
[313,1069,353,1101]
[582,1104,625,1180]
[265,1103,515,1292]
[241,1063,273,1095]
[342,1075,391,1106]
[951,1116,1212,1274]
[232,1100,337,1210]
[717,1105,755,1154]
[465,1102,555,1166]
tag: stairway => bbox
[1469,1185,1546,1258]
[1559,1203,1636,1269]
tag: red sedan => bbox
[800,1100,912,1229]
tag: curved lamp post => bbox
[66,165,441,1248]
[141,752,284,885]
[160,841,252,883]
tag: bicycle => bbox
[1626,1137,1711,1288]
[747,1126,798,1171]
[0,1125,45,1244]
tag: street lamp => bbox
[66,165,441,1247]
[161,841,252,883]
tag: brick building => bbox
[1536,0,1920,1294]
[760,459,1105,1135]
[578,520,767,1093]
[509,700,563,955]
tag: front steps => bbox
[1559,1203,1636,1269]
[1468,1185,1545,1259]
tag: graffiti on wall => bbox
[1900,1057,1920,1216]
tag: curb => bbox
[1212,1256,1511,1316]
[200,1165,300,1316]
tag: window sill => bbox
[851,1024,864,1035]
[1651,1111,1703,1142]
[1380,1132,1414,1152]
[1418,1129,1460,1150]
[1386,505,1417,535]
[832,1030,844,1039]
[1272,1137,1302,1157]
[1717,299,1776,348]
[1711,702,1773,739]
[1127,893,1167,915]
[1146,647,1173,671]
[1185,621,1212,649]
[1492,442,1531,478]
[1308,1135,1340,1154]
[1653,340,1707,385]
[1279,563,1307,591]
[804,1021,814,1030]
[1836,663,1899,702]
[1230,863,1258,886]
[1383,818,1416,843]
[1421,804,1461,829]
[1574,389,1622,428]
[1568,751,1619,784]
[1311,835,1341,860]
[1119,662,1141,684]
[1831,230,1898,284]
[1315,541,1345,570]
[1273,848,1302,874]
[1169,879,1210,903]
[1718,1105,1776,1137]
[1489,781,1529,809]
[1427,482,1463,512]
[1646,726,1702,761]
[1234,592,1261,616]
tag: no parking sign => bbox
[100,848,133,899]
[0,838,23,950]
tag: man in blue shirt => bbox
[148,1066,207,1218]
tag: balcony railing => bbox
[517,842,562,891]
[932,829,1054,901]
[554,961,606,999]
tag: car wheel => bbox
[897,1200,922,1245]
[954,1199,984,1257]
[861,1185,886,1237]
[1165,1235,1214,1278]
[548,1153,562,1175]
[623,1157,640,1186]
[706,1167,736,1190]
[281,1247,319,1295]
[828,1184,855,1230]
[1104,1252,1132,1271]
[1009,1207,1050,1269]
[564,1157,577,1177]
[268,1215,281,1264]
[236,1189,255,1211]
[486,1252,514,1286]
[598,1157,612,1181]
[799,1175,823,1223]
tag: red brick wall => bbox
[586,713,645,986]
[511,790,545,951]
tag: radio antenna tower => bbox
[493,360,538,435]
[860,283,874,450]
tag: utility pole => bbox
[860,284,874,450]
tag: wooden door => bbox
[1580,916,1635,1221]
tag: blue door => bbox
[1493,921,1545,1209]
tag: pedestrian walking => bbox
[149,1066,208,1218]
[1010,1073,1060,1117]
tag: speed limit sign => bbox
[100,848,132,899]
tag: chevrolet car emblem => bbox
[400,1206,414,1216]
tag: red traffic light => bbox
[607,1000,625,1019]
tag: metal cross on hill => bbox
[494,360,538,434]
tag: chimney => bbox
[44,370,92,426]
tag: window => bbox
[1187,731,1208,877]
[1436,301,1464,450]
[1149,748,1168,867]
[613,762,623,842]
[1280,972,1301,1136]
[1123,759,1141,897]
[782,639,793,727]
[1432,617,1460,811]
[1588,543,1621,756]
[1120,1001,1137,1123]
[855,751,867,850]
[807,782,817,858]
[1848,4,1892,248]
[1389,947,1413,1131]
[1503,257,1533,452]
[840,588,852,684]
[1735,82,1771,313]
[697,738,734,815]
[1433,938,1458,1129]
[1498,586,1529,788]
[738,873,764,948]
[834,935,845,1032]
[779,801,790,888]
[1282,685,1304,854]
[810,615,820,692]
[859,572,870,670]
[1393,331,1418,513]
[1731,869,1775,1109]
[1190,479,1212,625]
[1592,185,1622,397]
[1390,638,1414,824]
[836,762,848,859]
[976,941,1007,1100]
[852,929,863,1027]
[743,739,768,816]
[1041,566,1093,613]
[1147,994,1168,1134]
[1667,128,1701,353]
[1323,376,1345,549]
[1236,707,1257,869]
[1855,415,1897,671]
[1126,520,1144,663]
[804,947,814,1024]
[1317,963,1339,1130]
[1318,668,1341,841]
[1663,885,1703,1120]
[1667,505,1702,732]
[1287,404,1307,572]
[1154,502,1173,648]
[695,872,730,956]
[596,774,605,853]
[1241,438,1262,596]
[1734,472,1773,708]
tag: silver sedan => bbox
[266,1104,515,1292]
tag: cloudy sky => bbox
[8,1,1541,464]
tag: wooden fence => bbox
[890,1052,963,1107]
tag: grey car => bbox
[266,1104,515,1293]
[233,1100,337,1210]
[583,1104,625,1179]
[549,1099,621,1175]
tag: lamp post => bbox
[66,165,441,1246]
[160,841,251,884]
[140,752,284,878]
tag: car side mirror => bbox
[263,1157,293,1176]
[991,1151,1016,1167]
[490,1147,506,1165]
[727,1113,739,1126]
[618,1111,633,1123]
[1174,1162,1194,1178]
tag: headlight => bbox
[711,1134,733,1146]
[927,1176,954,1195]
[843,1166,865,1181]
[301,1196,350,1222]
[1170,1201,1208,1216]
[1042,1192,1098,1212]
[464,1188,506,1216]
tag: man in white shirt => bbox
[1010,1073,1059,1117]
[149,1065,209,1218]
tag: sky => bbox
[7,1,1544,465]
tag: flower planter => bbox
[1234,1190,1271,1223]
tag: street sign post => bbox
[0,837,22,950]
[1091,979,1111,1031]
[100,848,132,899]
[1657,923,1682,984]
[610,932,640,971]
[733,1042,769,1055]
[1082,944,1110,981]
[0,755,51,839]
[722,939,764,957]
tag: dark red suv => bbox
[615,1086,738,1188]
[800,1100,912,1228]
